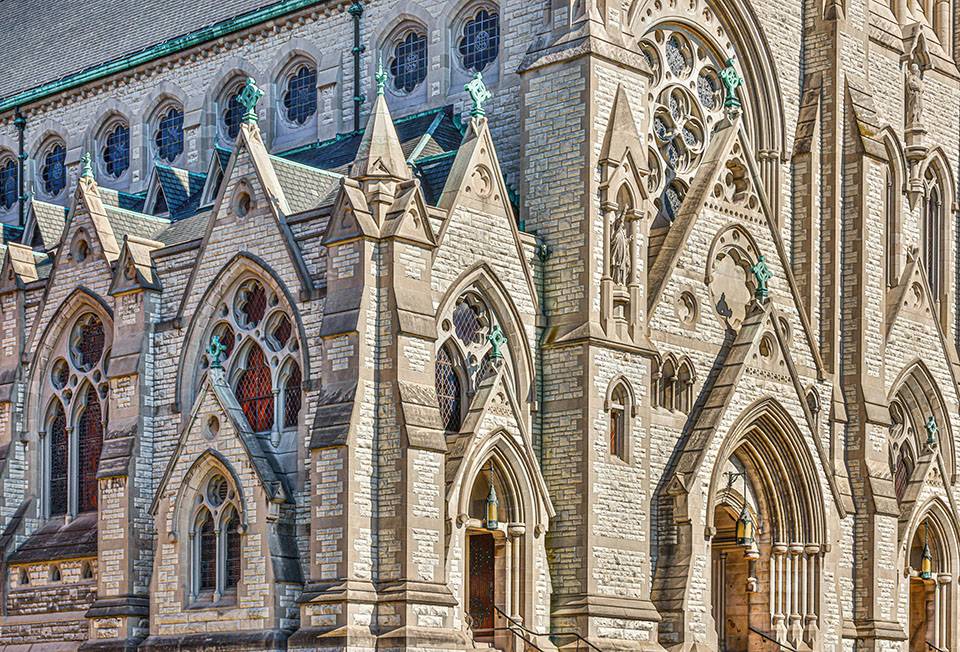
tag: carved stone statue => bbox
[905,63,924,128]
[610,207,631,286]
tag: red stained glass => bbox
[272,315,292,349]
[435,347,461,432]
[78,386,103,513]
[213,324,235,359]
[225,513,241,589]
[74,314,105,370]
[237,346,273,432]
[238,282,266,327]
[283,363,302,428]
[199,512,216,591]
[49,402,68,516]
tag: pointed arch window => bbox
[77,386,103,513]
[48,401,68,517]
[388,29,428,94]
[435,346,462,432]
[923,176,944,298]
[0,156,17,210]
[100,122,130,178]
[221,81,247,141]
[43,312,110,518]
[458,8,500,73]
[654,356,695,414]
[282,362,302,429]
[41,142,66,197]
[191,474,242,602]
[608,383,630,462]
[884,158,902,288]
[282,64,318,125]
[236,345,274,433]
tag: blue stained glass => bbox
[42,144,66,196]
[155,107,184,162]
[223,85,245,140]
[283,66,318,125]
[102,124,130,178]
[0,159,17,210]
[389,31,428,94]
[458,9,500,73]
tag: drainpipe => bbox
[349,1,365,132]
[535,240,550,466]
[14,108,26,227]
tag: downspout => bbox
[349,1,365,132]
[535,239,550,466]
[14,108,26,228]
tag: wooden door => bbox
[468,533,495,632]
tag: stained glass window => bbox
[102,123,130,178]
[0,158,17,210]
[224,512,241,590]
[609,385,627,460]
[435,347,461,432]
[894,446,912,503]
[237,345,274,433]
[49,402,68,517]
[222,84,245,140]
[458,9,500,73]
[198,511,217,592]
[71,314,105,371]
[269,314,292,350]
[283,363,302,429]
[212,323,235,360]
[236,281,267,328]
[42,144,66,196]
[453,299,482,343]
[155,107,184,162]
[77,386,102,513]
[389,31,428,93]
[283,65,318,125]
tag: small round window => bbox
[206,475,229,507]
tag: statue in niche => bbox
[610,206,631,286]
[905,63,924,128]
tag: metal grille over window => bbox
[453,299,483,343]
[435,347,462,432]
[49,402,68,517]
[71,314,105,371]
[223,84,245,140]
[198,512,217,591]
[155,107,184,162]
[236,281,267,327]
[42,144,66,195]
[283,65,318,125]
[458,9,500,73]
[283,363,302,429]
[237,345,274,433]
[225,513,242,589]
[102,123,130,178]
[0,158,17,210]
[389,31,428,93]
[77,386,103,513]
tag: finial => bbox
[238,77,264,125]
[719,55,744,112]
[207,335,228,370]
[486,325,507,360]
[348,0,363,16]
[750,255,773,302]
[80,152,94,180]
[375,55,387,97]
[926,416,938,447]
[465,71,493,118]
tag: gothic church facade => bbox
[0,0,958,651]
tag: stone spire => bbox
[352,57,410,181]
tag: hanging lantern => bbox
[485,482,499,530]
[920,524,933,580]
[736,505,755,547]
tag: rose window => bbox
[640,28,725,227]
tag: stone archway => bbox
[905,509,956,652]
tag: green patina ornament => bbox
[750,255,773,301]
[207,335,228,369]
[926,416,938,447]
[465,72,493,118]
[238,77,265,125]
[486,325,507,360]
[375,55,387,97]
[79,152,94,180]
[719,56,744,109]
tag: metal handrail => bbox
[492,606,545,651]
[926,642,948,652]
[747,626,799,652]
[491,606,603,652]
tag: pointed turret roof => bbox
[352,63,410,181]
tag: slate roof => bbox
[1,223,24,244]
[0,0,310,102]
[155,165,207,220]
[99,187,147,212]
[104,205,170,242]
[29,200,69,249]
[7,511,98,563]
[271,156,341,213]
[156,209,212,246]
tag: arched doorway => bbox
[708,407,826,652]
[906,514,954,652]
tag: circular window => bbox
[206,475,229,507]
[69,314,105,372]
